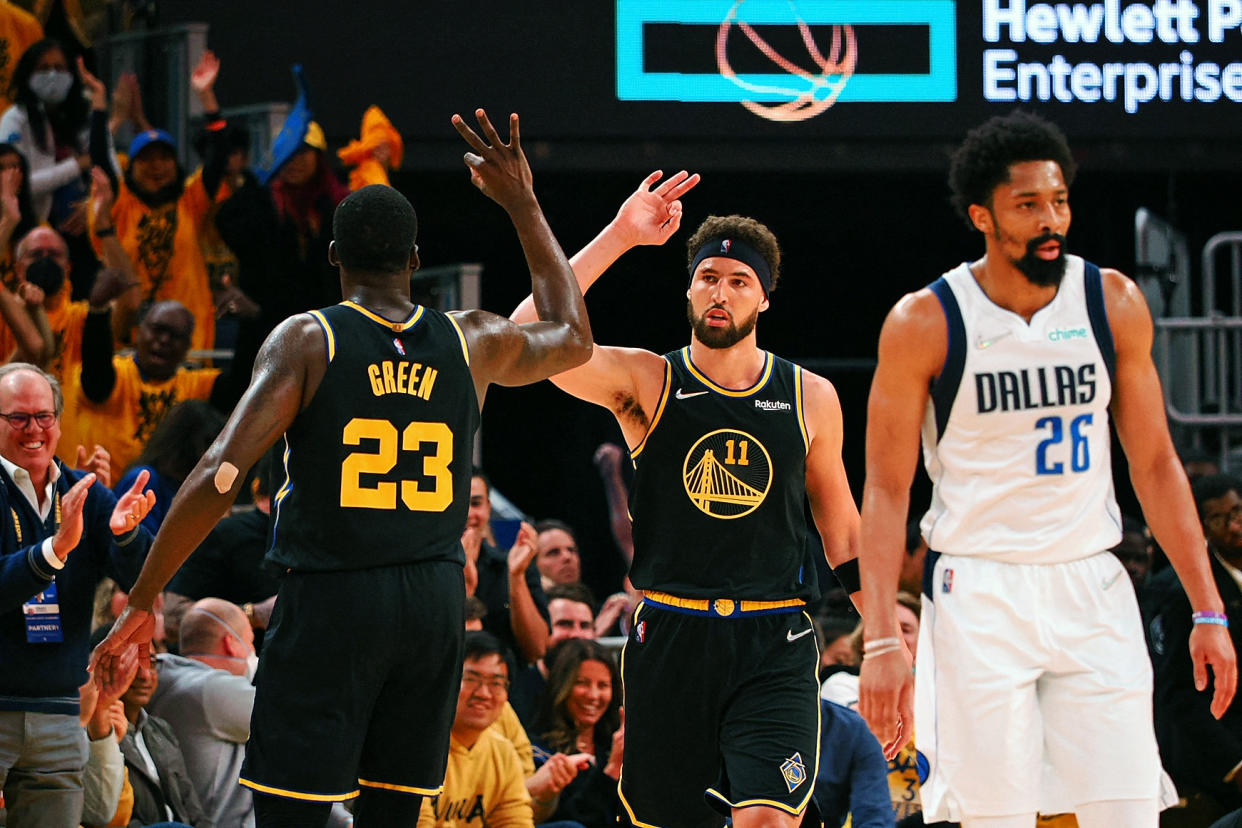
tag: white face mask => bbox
[28,69,73,105]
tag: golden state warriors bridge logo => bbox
[682,428,772,519]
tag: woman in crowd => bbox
[532,640,623,828]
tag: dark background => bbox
[151,1,1242,600]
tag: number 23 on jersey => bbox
[340,417,454,511]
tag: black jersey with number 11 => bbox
[627,348,816,601]
[267,301,479,572]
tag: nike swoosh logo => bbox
[787,628,814,642]
[976,331,1013,349]
[675,388,709,399]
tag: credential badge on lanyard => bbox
[16,498,65,643]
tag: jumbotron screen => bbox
[185,0,1242,140]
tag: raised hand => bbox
[76,56,107,111]
[16,280,43,309]
[75,444,112,489]
[190,49,220,94]
[110,468,156,535]
[88,267,138,311]
[51,473,96,560]
[507,520,538,578]
[612,170,701,249]
[90,167,114,227]
[450,109,533,212]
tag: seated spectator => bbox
[465,596,488,631]
[419,631,534,827]
[469,469,549,663]
[148,598,257,828]
[1154,473,1242,822]
[511,583,598,729]
[812,699,892,828]
[337,105,403,191]
[534,520,581,594]
[78,641,138,828]
[113,399,225,535]
[817,614,858,675]
[118,650,204,826]
[531,639,623,828]
[162,444,281,649]
[1111,514,1153,598]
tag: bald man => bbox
[148,598,258,828]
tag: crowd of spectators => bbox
[0,10,1240,828]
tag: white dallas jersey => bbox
[919,255,1122,563]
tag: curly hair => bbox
[948,111,1076,231]
[685,215,782,292]
[533,639,622,755]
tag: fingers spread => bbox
[452,115,488,153]
[640,170,664,191]
[474,108,503,148]
[508,112,520,149]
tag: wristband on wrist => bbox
[863,644,903,660]
[1193,611,1229,628]
[863,636,901,652]
[829,557,861,593]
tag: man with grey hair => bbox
[0,362,154,827]
[149,597,258,828]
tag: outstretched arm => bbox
[90,314,326,670]
[448,110,591,400]
[1106,268,1236,717]
[509,171,699,418]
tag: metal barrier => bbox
[1147,223,1242,472]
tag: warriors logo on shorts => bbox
[681,428,772,519]
[780,752,807,792]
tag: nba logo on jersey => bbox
[635,621,646,643]
[392,338,405,355]
[720,239,731,254]
[942,568,954,594]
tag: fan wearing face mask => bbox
[148,596,261,828]
[0,39,113,228]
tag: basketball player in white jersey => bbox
[856,111,1236,828]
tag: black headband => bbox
[690,237,772,295]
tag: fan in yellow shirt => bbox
[419,632,534,828]
[58,299,219,476]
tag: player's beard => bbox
[1013,232,1068,287]
[687,300,758,349]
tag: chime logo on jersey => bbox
[780,753,807,792]
[392,338,405,356]
[682,427,772,520]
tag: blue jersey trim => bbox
[928,278,966,441]
[1083,261,1115,383]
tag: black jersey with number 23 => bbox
[267,301,479,572]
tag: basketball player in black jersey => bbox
[90,109,593,828]
[511,173,862,828]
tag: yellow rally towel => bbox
[337,106,404,190]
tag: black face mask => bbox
[24,257,64,297]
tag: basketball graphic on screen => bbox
[715,0,857,122]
